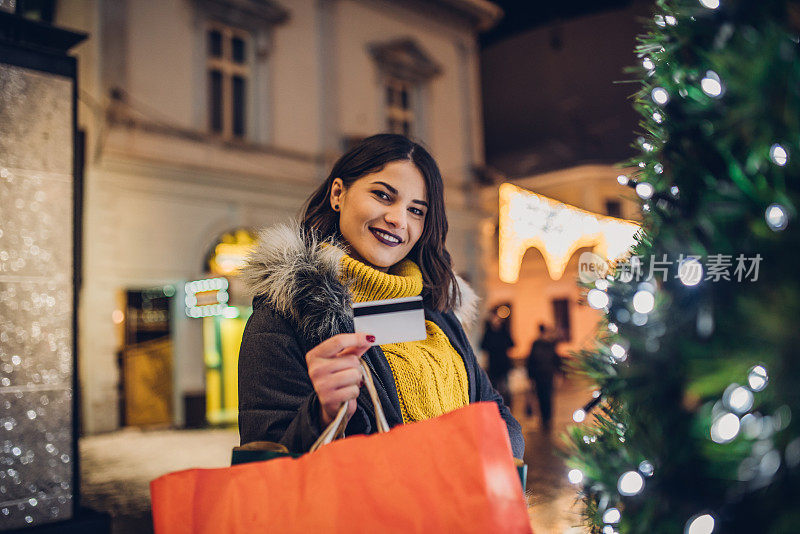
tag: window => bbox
[605,199,622,218]
[385,77,414,136]
[369,39,441,140]
[207,22,250,139]
[551,298,571,342]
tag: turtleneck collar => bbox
[340,253,423,303]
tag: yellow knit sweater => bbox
[340,254,469,423]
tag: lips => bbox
[369,227,403,247]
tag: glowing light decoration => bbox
[587,289,610,309]
[185,277,236,318]
[685,513,715,534]
[610,343,628,361]
[701,71,724,98]
[748,365,769,391]
[499,183,640,282]
[632,290,655,313]
[770,144,788,166]
[603,508,621,524]
[573,409,587,423]
[699,0,720,9]
[652,87,670,105]
[710,412,741,443]
[636,182,655,199]
[639,460,654,476]
[618,471,645,496]
[568,469,584,484]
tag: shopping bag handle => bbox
[310,359,389,452]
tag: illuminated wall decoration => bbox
[184,277,237,318]
[498,182,640,283]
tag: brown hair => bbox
[301,133,461,312]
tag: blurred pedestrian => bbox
[526,324,563,432]
[479,304,514,405]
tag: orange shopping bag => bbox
[150,363,531,533]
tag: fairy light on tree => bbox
[566,0,800,531]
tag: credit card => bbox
[352,295,426,345]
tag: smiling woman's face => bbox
[330,160,428,271]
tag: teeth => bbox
[374,229,400,243]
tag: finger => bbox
[323,385,360,407]
[307,355,360,381]
[315,368,362,393]
[308,333,373,360]
[334,343,372,359]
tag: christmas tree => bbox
[566,0,800,532]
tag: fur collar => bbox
[240,222,479,344]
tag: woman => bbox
[238,134,524,459]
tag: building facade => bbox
[55,0,501,433]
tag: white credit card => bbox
[352,295,426,346]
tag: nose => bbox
[384,205,407,230]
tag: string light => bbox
[618,471,645,496]
[678,257,703,286]
[770,144,788,166]
[595,279,609,291]
[588,289,610,309]
[642,57,655,70]
[699,0,720,9]
[654,163,664,174]
[568,469,584,484]
[632,290,655,314]
[638,460,654,477]
[670,185,680,197]
[617,174,629,185]
[610,343,628,361]
[701,71,724,98]
[665,15,677,25]
[651,87,670,105]
[603,508,621,524]
[573,409,587,423]
[608,322,619,333]
[747,365,769,391]
[636,182,655,199]
[724,384,754,414]
[685,513,715,534]
[710,412,741,443]
[652,111,663,123]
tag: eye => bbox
[409,207,425,217]
[372,190,391,201]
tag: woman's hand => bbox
[306,333,375,426]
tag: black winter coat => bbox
[237,224,524,459]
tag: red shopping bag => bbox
[150,402,531,533]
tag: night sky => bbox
[479,0,649,178]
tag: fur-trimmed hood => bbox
[239,222,479,344]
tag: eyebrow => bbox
[371,181,429,207]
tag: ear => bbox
[330,178,344,210]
